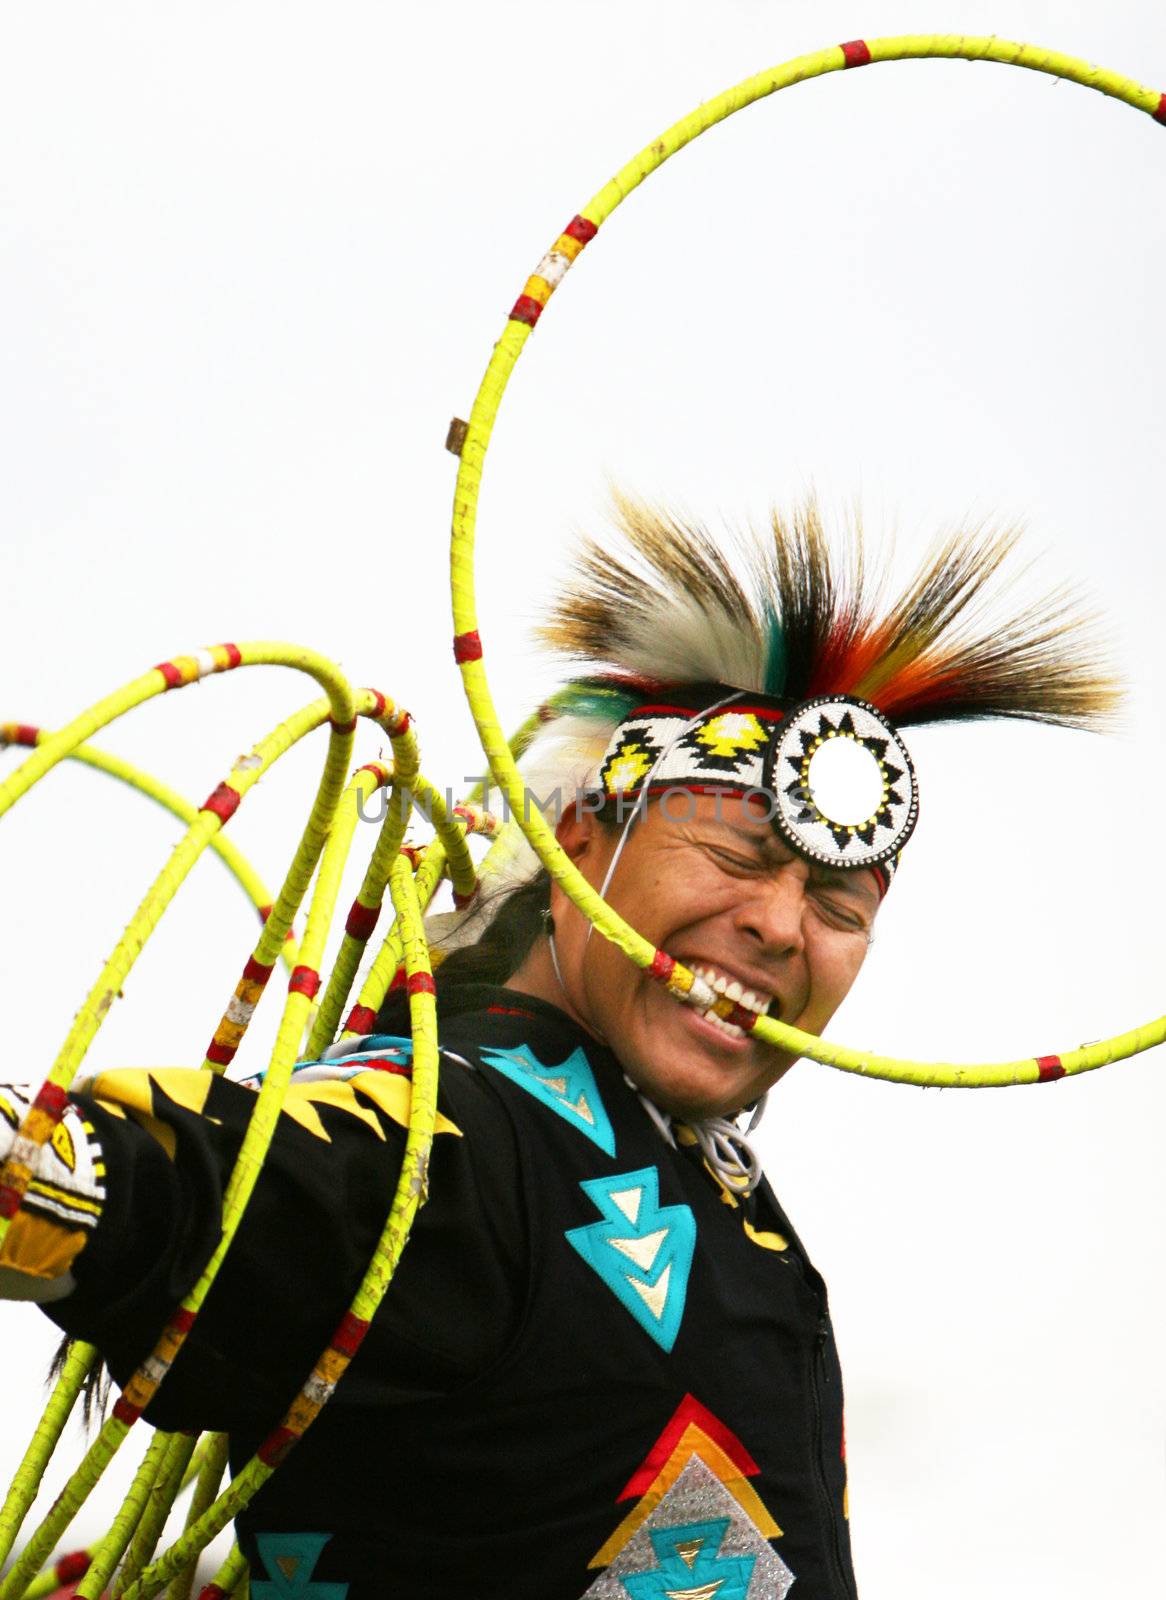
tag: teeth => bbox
[701,1009,746,1040]
[691,964,772,1017]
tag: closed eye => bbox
[701,835,875,929]
[705,844,767,875]
[810,885,871,931]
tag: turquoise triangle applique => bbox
[622,1517,755,1599]
[565,1167,696,1352]
[251,1532,348,1598]
[480,1042,616,1156]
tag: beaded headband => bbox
[593,691,918,893]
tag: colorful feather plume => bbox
[537,493,1121,731]
[435,496,1119,940]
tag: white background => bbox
[2,2,1165,1595]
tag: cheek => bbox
[647,859,741,932]
[803,934,868,1022]
[611,863,713,944]
[584,932,652,1029]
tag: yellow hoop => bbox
[449,34,1166,1089]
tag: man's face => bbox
[549,792,878,1120]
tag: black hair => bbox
[430,796,629,993]
[430,870,552,989]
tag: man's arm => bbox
[0,1055,527,1435]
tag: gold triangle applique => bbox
[629,1260,671,1321]
[609,1227,666,1273]
[571,1091,596,1126]
[675,1537,704,1568]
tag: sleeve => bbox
[0,1084,108,1304]
[4,1056,526,1437]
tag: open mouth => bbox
[688,962,780,1041]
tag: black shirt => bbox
[53,984,858,1598]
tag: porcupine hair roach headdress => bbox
[484,494,1120,903]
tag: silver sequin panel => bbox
[580,1454,796,1598]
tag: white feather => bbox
[422,713,618,950]
[611,589,765,691]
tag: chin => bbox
[628,1058,752,1122]
[615,995,786,1120]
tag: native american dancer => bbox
[0,503,1115,1598]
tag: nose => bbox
[732,862,807,959]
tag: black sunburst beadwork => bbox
[765,695,919,870]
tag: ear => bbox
[554,802,605,865]
[549,805,616,928]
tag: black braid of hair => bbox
[430,870,552,990]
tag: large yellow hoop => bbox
[449,34,1166,1090]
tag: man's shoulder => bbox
[372,984,612,1089]
[297,1028,506,1135]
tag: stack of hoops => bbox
[0,35,1162,1600]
